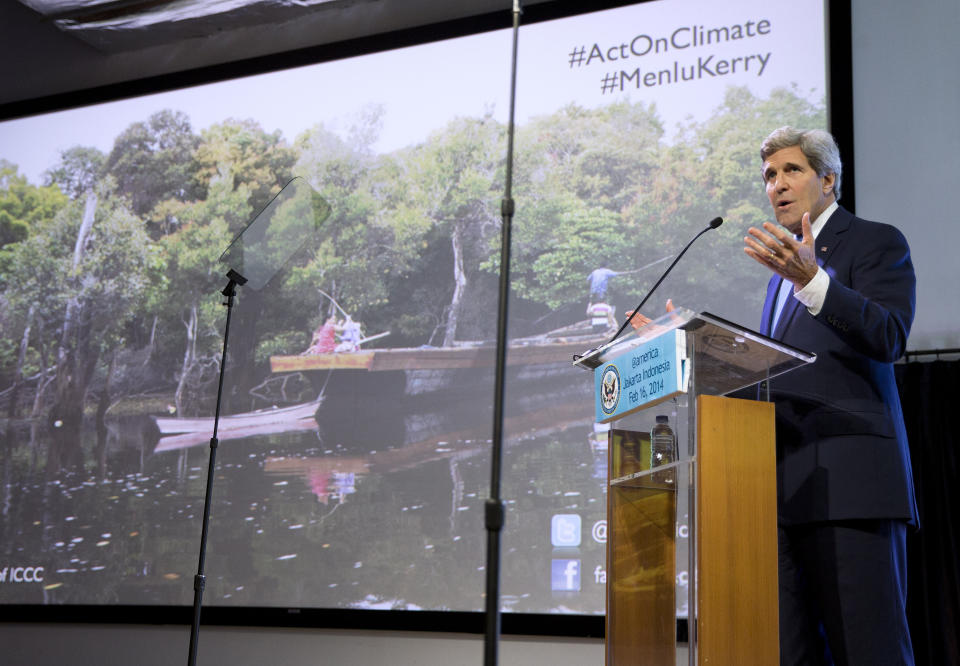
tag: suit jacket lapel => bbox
[814,205,850,269]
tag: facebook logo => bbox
[551,514,581,547]
[551,559,581,591]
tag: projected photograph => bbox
[0,0,826,616]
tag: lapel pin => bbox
[821,246,828,252]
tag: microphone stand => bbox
[606,218,723,344]
[573,218,722,369]
[484,2,521,665]
[187,267,247,666]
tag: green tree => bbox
[377,114,504,345]
[43,146,105,200]
[194,118,298,217]
[279,108,395,350]
[0,161,68,249]
[0,161,69,422]
[642,85,826,322]
[500,101,665,329]
[155,181,246,415]
[1,142,158,444]
[182,119,298,408]
[104,109,202,232]
[51,192,154,426]
[0,179,153,466]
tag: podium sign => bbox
[575,309,816,665]
[595,328,688,423]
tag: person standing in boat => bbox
[335,317,363,352]
[586,301,616,333]
[587,267,621,333]
[587,267,621,302]
[304,316,340,354]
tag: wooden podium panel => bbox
[606,395,778,665]
[697,394,778,665]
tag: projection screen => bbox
[0,0,833,622]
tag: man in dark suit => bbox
[743,127,916,666]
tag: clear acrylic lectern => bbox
[574,307,814,665]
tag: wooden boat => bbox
[270,319,610,374]
[153,417,320,453]
[152,397,323,435]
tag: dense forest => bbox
[0,85,824,430]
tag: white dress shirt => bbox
[791,200,838,317]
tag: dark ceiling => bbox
[1,0,555,113]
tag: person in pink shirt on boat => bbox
[304,316,340,354]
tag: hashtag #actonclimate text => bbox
[568,18,774,94]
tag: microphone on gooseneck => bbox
[605,216,724,345]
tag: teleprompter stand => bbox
[186,177,329,666]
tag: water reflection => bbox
[0,368,610,615]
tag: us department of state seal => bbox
[600,364,620,416]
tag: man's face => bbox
[762,145,836,234]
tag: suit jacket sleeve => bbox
[814,222,915,363]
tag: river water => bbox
[1,365,613,615]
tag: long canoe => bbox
[152,397,323,435]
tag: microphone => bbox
[573,217,723,366]
[607,216,723,344]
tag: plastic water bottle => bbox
[651,415,677,468]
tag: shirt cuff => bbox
[793,267,829,316]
